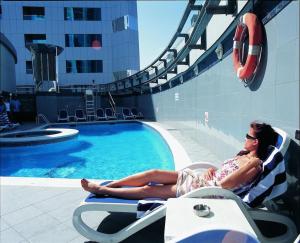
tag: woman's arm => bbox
[219,158,262,189]
[202,167,217,181]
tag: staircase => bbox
[85,89,95,120]
[108,91,116,113]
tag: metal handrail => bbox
[17,0,232,95]
[101,0,222,93]
[108,92,116,113]
[36,113,50,124]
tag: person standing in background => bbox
[10,94,21,123]
[4,96,11,121]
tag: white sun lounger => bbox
[122,107,135,120]
[75,109,87,122]
[131,108,144,119]
[57,109,70,122]
[105,108,117,120]
[72,128,297,243]
[96,108,107,121]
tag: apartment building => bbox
[0,1,140,88]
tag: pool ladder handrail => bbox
[36,113,50,125]
[108,91,116,114]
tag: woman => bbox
[81,121,277,199]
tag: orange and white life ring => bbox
[233,13,262,80]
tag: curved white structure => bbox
[0,128,78,146]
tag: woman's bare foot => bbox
[81,179,105,195]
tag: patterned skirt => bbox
[176,168,211,197]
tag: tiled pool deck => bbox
[0,122,218,243]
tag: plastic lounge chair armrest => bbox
[247,209,298,243]
[182,186,238,200]
[73,202,166,243]
[183,161,217,171]
[294,234,300,243]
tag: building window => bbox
[65,34,102,48]
[112,15,137,32]
[23,6,45,20]
[64,7,101,21]
[24,34,46,45]
[66,60,103,73]
[26,61,33,74]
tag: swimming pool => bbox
[0,122,174,179]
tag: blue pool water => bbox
[0,122,174,179]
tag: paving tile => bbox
[46,204,78,223]
[28,224,79,243]
[0,217,11,231]
[62,209,109,231]
[12,213,61,239]
[67,234,92,243]
[11,187,71,205]
[2,205,44,226]
[0,227,27,243]
[33,189,85,213]
[0,197,34,216]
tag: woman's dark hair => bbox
[251,121,278,160]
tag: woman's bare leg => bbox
[81,179,177,199]
[105,169,178,188]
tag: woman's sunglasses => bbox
[246,134,257,140]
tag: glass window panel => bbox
[98,60,103,72]
[74,34,83,47]
[64,7,74,20]
[73,8,83,20]
[64,7,101,21]
[65,34,102,48]
[112,16,125,32]
[112,15,137,32]
[26,61,33,74]
[65,34,69,47]
[94,8,101,20]
[24,34,46,45]
[76,60,82,73]
[66,60,71,73]
[87,8,101,21]
[23,6,45,20]
[66,60,103,73]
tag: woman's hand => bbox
[203,167,216,180]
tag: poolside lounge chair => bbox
[73,128,297,243]
[0,124,9,132]
[57,109,69,122]
[105,108,117,120]
[131,108,144,119]
[75,109,87,122]
[122,107,135,120]
[0,112,19,130]
[96,108,107,121]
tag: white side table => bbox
[164,198,257,242]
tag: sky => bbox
[137,1,187,69]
